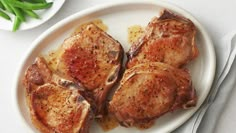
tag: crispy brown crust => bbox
[24,57,92,133]
[109,62,197,127]
[57,24,124,116]
[127,10,198,68]
[30,84,92,133]
[23,57,52,94]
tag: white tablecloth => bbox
[0,0,235,132]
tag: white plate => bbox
[0,0,65,31]
[13,1,216,133]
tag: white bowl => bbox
[0,0,65,31]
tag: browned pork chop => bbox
[127,10,198,68]
[23,57,92,133]
[57,24,124,116]
[109,62,197,127]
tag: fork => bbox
[191,32,236,133]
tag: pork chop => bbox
[57,24,124,116]
[109,62,197,127]
[23,57,92,133]
[127,10,198,68]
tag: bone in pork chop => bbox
[57,24,124,116]
[127,10,198,68]
[23,57,92,133]
[109,62,197,127]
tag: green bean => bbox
[25,0,47,3]
[13,16,21,32]
[22,9,39,19]
[0,0,14,13]
[7,0,53,10]
[9,4,25,22]
[0,0,53,32]
[0,10,11,20]
[37,0,47,3]
[0,1,5,10]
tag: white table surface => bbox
[0,0,235,132]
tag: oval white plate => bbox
[13,1,216,133]
[0,0,65,31]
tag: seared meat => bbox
[57,24,124,116]
[23,9,199,132]
[127,10,198,68]
[110,10,198,128]
[23,57,92,133]
[109,62,197,127]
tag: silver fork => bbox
[191,32,236,133]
